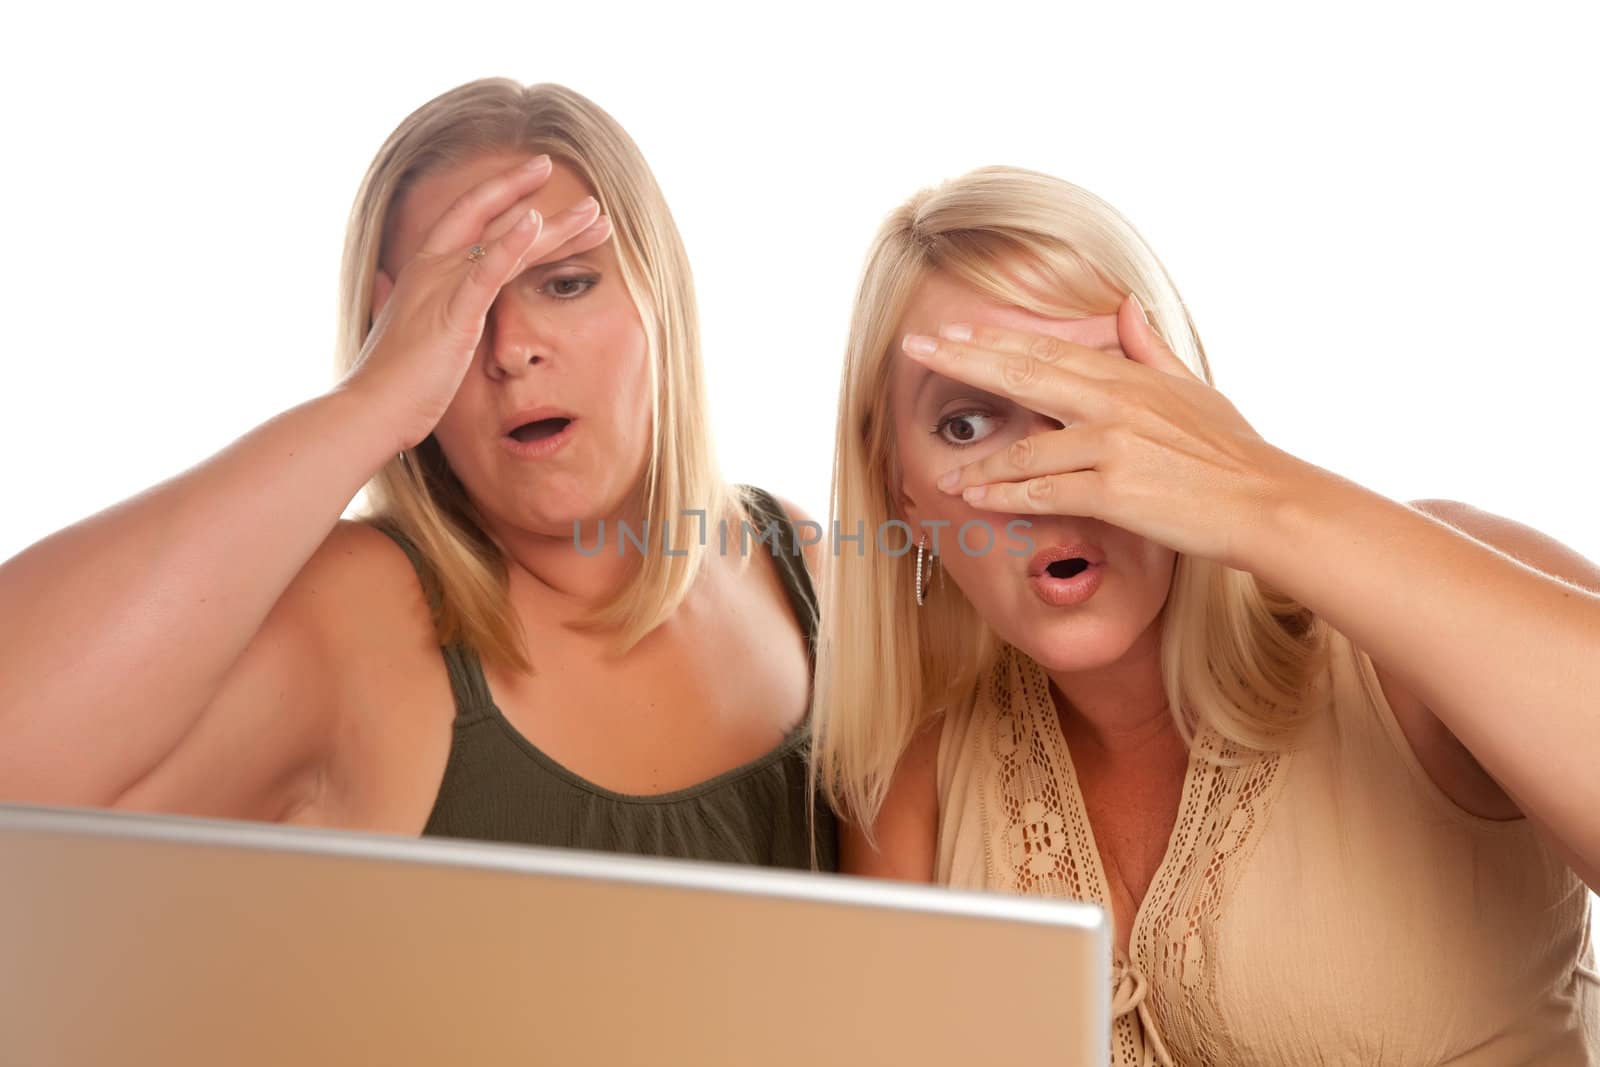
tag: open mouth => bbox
[1027,547,1104,607]
[507,417,572,443]
[1045,558,1091,580]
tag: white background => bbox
[3,1,1596,910]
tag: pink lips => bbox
[499,406,577,461]
[1027,543,1106,608]
[499,405,575,437]
[500,421,574,460]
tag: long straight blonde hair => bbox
[813,166,1323,831]
[336,79,735,671]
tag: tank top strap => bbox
[369,520,495,722]
[737,485,819,655]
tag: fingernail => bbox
[526,154,552,172]
[940,323,972,342]
[902,334,938,357]
[937,470,959,491]
[963,486,987,504]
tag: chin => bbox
[466,483,601,541]
[518,488,618,532]
[981,596,1155,675]
[1017,628,1147,675]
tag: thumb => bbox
[1118,293,1196,381]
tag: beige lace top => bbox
[935,633,1599,1065]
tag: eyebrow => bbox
[511,255,602,285]
[912,368,1011,415]
[531,254,599,271]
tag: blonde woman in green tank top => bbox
[0,79,835,872]
[812,168,1598,1061]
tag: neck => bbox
[1043,621,1174,755]
[488,491,655,610]
[504,531,640,608]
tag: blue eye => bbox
[541,274,599,299]
[933,411,1002,447]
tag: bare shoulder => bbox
[1371,500,1599,821]
[253,518,440,751]
[297,518,427,601]
[770,493,825,585]
[113,519,438,824]
[840,716,943,882]
[278,519,432,648]
[1408,499,1600,591]
[280,519,446,726]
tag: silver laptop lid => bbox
[0,803,1109,1066]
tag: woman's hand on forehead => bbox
[344,156,614,454]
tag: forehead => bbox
[385,152,597,265]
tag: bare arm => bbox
[1374,500,1600,827]
[1278,489,1600,889]
[0,393,396,807]
[840,718,942,882]
[0,156,607,812]
[106,520,415,822]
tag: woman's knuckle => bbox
[1007,436,1035,471]
[1028,334,1064,362]
[1003,355,1038,389]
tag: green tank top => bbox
[374,486,838,872]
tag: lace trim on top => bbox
[974,645,1290,1067]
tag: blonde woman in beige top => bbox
[812,167,1599,1063]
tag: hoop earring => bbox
[916,534,936,607]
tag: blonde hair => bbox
[813,166,1323,831]
[335,79,734,671]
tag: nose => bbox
[483,295,548,380]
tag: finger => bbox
[935,318,1127,380]
[945,312,1123,357]
[544,214,613,261]
[442,209,544,330]
[1119,294,1198,381]
[899,331,1111,423]
[514,215,613,276]
[934,427,1101,496]
[418,154,554,256]
[479,190,544,244]
[959,471,1105,517]
[509,196,603,271]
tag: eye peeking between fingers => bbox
[538,272,601,299]
[932,410,1004,448]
